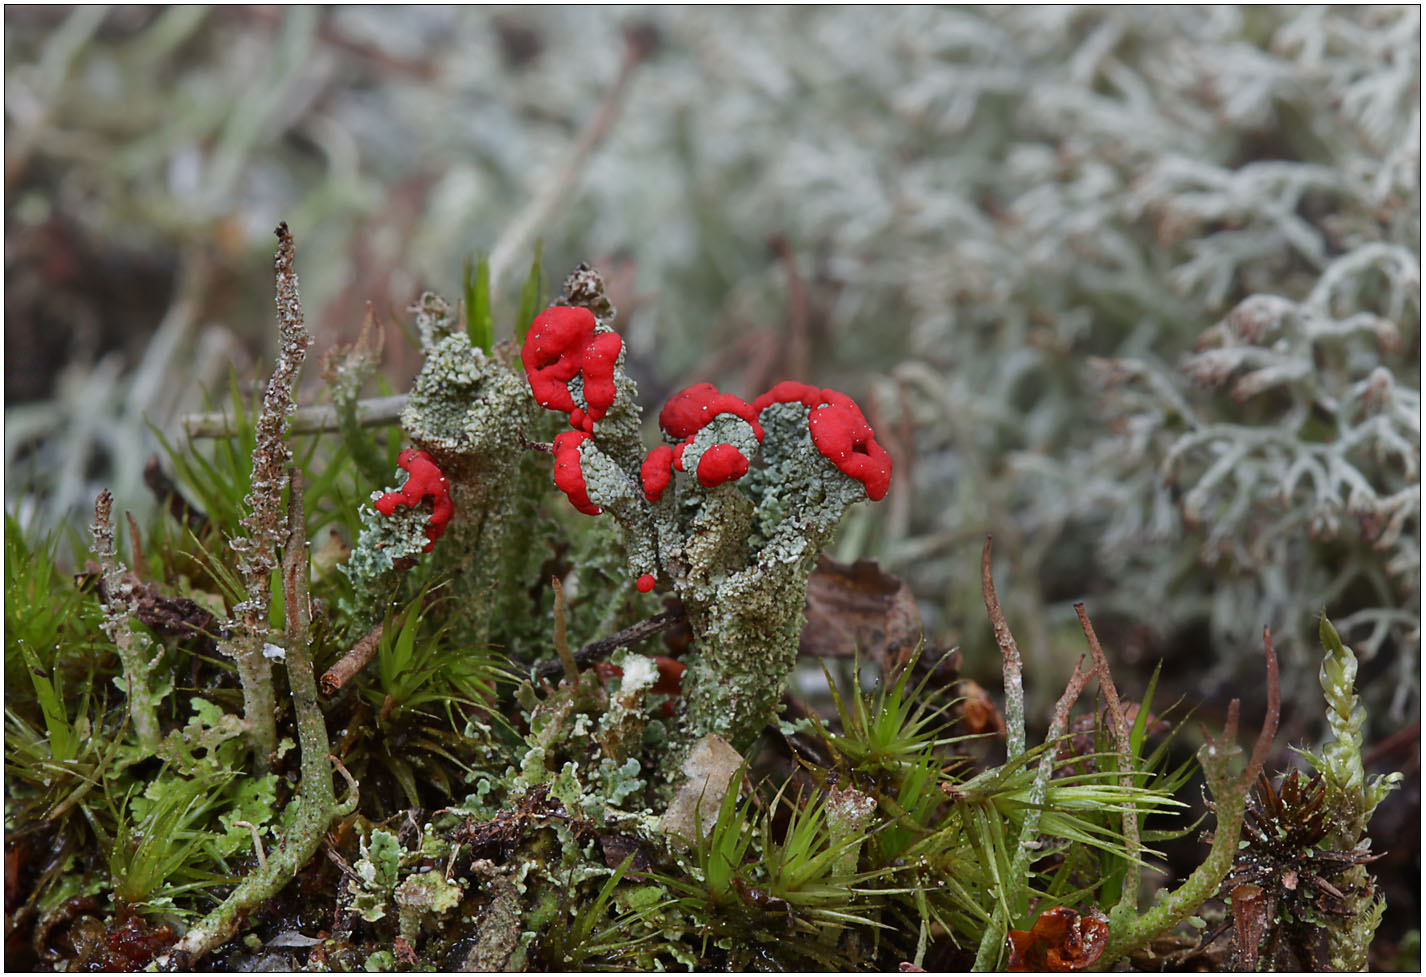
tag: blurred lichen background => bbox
[6,3,1418,745]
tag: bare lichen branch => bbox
[90,489,162,751]
[1095,627,1279,967]
[549,576,580,686]
[1075,601,1143,917]
[218,221,314,762]
[982,537,1026,759]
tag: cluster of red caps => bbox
[372,448,454,553]
[636,380,892,505]
[520,306,893,596]
[521,306,623,520]
[372,306,893,577]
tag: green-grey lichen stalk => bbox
[220,221,312,763]
[1310,615,1403,972]
[518,267,892,759]
[89,489,163,751]
[155,470,358,970]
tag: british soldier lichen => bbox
[517,267,892,759]
[347,264,891,766]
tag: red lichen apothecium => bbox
[373,448,454,552]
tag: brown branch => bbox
[124,510,148,582]
[1247,626,1280,783]
[320,623,385,695]
[182,393,408,440]
[1048,656,1093,742]
[535,607,687,682]
[549,576,579,685]
[1075,601,1141,914]
[982,537,1025,758]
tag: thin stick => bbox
[1049,656,1093,741]
[981,537,1025,759]
[1248,627,1280,779]
[183,393,408,440]
[123,511,148,582]
[320,623,386,695]
[549,577,579,685]
[972,655,1092,971]
[1075,601,1141,916]
[231,821,268,873]
[535,607,686,681]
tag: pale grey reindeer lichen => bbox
[1081,243,1419,710]
[864,6,1419,725]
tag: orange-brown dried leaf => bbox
[955,679,1006,737]
[800,554,922,670]
[1007,906,1109,972]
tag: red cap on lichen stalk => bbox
[755,381,892,501]
[695,443,751,488]
[521,306,623,431]
[659,382,764,442]
[808,401,892,501]
[552,430,601,516]
[373,449,454,552]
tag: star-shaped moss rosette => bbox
[520,292,892,754]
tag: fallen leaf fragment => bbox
[659,733,744,841]
[1007,906,1109,972]
[800,554,922,670]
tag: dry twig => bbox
[320,622,386,695]
[183,393,408,440]
[549,576,580,685]
[534,607,687,682]
[1075,602,1142,913]
[981,536,1025,758]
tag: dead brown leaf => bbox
[1007,906,1109,972]
[954,680,1006,738]
[800,554,922,672]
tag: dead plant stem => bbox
[981,537,1025,759]
[1075,601,1142,917]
